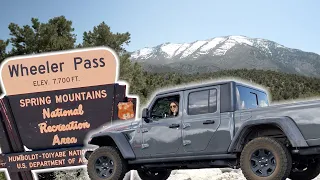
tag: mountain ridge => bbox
[130,35,320,77]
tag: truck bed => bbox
[236,99,320,146]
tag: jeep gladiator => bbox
[84,81,320,180]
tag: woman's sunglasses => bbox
[170,105,177,108]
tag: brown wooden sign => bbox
[0,47,117,95]
[7,84,115,150]
[0,47,139,180]
[0,147,93,172]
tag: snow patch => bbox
[161,43,183,58]
[256,39,272,55]
[131,47,154,59]
[213,40,236,56]
[229,36,253,46]
[175,43,191,56]
[257,40,269,49]
[180,41,207,58]
[276,44,285,48]
[200,37,226,52]
[130,35,292,60]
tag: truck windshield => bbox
[236,85,269,110]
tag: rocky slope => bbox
[130,35,320,77]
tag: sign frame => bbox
[0,47,140,180]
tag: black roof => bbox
[156,80,267,96]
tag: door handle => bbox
[203,120,215,125]
[169,123,180,128]
[141,128,149,133]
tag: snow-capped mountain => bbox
[130,35,320,77]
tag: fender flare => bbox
[228,116,308,153]
[89,132,136,159]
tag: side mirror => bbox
[142,108,149,119]
[142,108,151,123]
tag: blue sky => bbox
[1,0,319,54]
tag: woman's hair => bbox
[168,101,179,116]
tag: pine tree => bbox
[0,39,9,63]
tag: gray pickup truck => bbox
[84,80,320,180]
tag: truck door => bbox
[141,92,183,158]
[182,85,221,153]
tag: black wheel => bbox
[289,158,320,180]
[137,169,171,180]
[240,137,292,180]
[87,146,128,180]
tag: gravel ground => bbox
[53,168,320,180]
[124,168,320,180]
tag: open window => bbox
[150,95,180,120]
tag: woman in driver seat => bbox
[169,101,179,117]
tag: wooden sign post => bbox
[0,47,138,180]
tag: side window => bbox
[209,90,217,113]
[236,86,258,110]
[150,95,180,120]
[236,85,269,110]
[257,92,269,107]
[188,89,217,115]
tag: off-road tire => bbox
[240,137,292,180]
[137,169,171,180]
[87,146,128,180]
[289,158,320,180]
